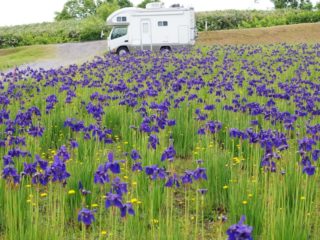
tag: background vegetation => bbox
[0,0,320,49]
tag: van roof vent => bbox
[170,4,181,8]
[146,2,164,9]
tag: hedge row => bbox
[196,9,320,31]
[0,17,111,48]
[0,9,319,48]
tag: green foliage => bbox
[55,0,133,21]
[113,0,133,8]
[96,2,120,20]
[0,45,54,71]
[271,0,299,8]
[271,0,313,9]
[55,0,97,21]
[0,19,111,48]
[1,9,320,49]
[137,0,160,8]
[0,44,320,240]
[315,1,320,10]
[196,9,320,31]
[300,0,313,10]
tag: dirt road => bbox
[7,40,108,72]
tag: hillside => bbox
[1,23,319,72]
[198,23,320,45]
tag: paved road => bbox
[3,40,108,74]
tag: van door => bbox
[178,25,189,44]
[140,19,152,50]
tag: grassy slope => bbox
[0,45,54,71]
[197,23,320,45]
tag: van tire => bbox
[160,46,171,53]
[117,47,129,56]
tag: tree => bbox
[137,0,160,8]
[118,0,133,8]
[300,0,313,10]
[105,0,132,8]
[55,0,133,21]
[271,0,313,9]
[55,0,97,21]
[96,1,119,20]
[316,1,320,10]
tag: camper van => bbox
[106,2,196,55]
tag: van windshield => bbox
[111,26,128,40]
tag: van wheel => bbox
[117,47,129,56]
[160,46,171,53]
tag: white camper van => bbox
[106,2,196,55]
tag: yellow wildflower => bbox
[68,190,76,195]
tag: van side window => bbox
[111,27,128,39]
[116,16,127,22]
[158,21,168,27]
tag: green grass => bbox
[0,45,54,71]
[0,44,319,240]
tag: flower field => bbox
[0,44,320,240]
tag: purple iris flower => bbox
[226,215,253,240]
[145,165,158,176]
[198,127,206,135]
[230,128,248,139]
[298,137,316,152]
[198,189,208,195]
[46,94,58,114]
[206,121,222,134]
[70,139,79,149]
[64,118,85,132]
[161,145,176,162]
[120,203,135,218]
[35,155,48,170]
[303,162,316,176]
[78,208,95,226]
[193,168,207,180]
[32,172,50,186]
[105,192,123,209]
[56,145,70,162]
[130,149,141,161]
[145,165,166,180]
[86,102,104,120]
[105,152,120,174]
[3,155,14,166]
[94,164,110,184]
[132,162,143,172]
[50,158,71,183]
[148,134,159,150]
[312,149,320,161]
[8,148,31,158]
[181,170,194,184]
[167,119,176,126]
[111,177,128,196]
[27,126,45,137]
[165,173,180,188]
[204,104,215,111]
[2,165,20,184]
[21,162,37,177]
